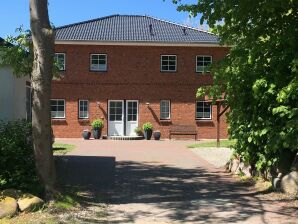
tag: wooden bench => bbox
[169,125,197,140]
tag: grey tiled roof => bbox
[55,15,219,44]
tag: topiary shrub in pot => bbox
[143,122,153,140]
[153,130,161,140]
[134,127,143,137]
[91,119,104,139]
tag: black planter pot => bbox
[93,129,102,139]
[153,131,161,140]
[82,130,91,140]
[144,129,153,140]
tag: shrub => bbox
[134,127,143,136]
[0,120,41,193]
[91,119,104,130]
[142,122,153,131]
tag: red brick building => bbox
[51,15,229,139]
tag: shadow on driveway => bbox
[55,156,296,223]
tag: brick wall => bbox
[52,44,229,139]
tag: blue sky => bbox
[0,0,203,38]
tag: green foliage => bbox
[174,0,298,172]
[0,26,61,78]
[142,122,153,131]
[0,120,41,194]
[91,119,104,130]
[134,127,143,136]
[52,142,75,155]
[0,27,32,77]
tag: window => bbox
[160,100,171,120]
[26,82,32,121]
[109,101,123,121]
[79,100,89,119]
[127,101,138,121]
[196,101,212,119]
[90,54,107,71]
[196,55,212,73]
[51,99,65,118]
[55,53,66,71]
[161,55,177,72]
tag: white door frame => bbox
[108,100,124,136]
[125,100,139,136]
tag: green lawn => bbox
[187,139,236,148]
[53,142,76,155]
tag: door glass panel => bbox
[127,101,137,122]
[109,101,123,121]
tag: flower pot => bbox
[82,130,91,140]
[93,129,102,139]
[144,129,152,140]
[153,131,161,140]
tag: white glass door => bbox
[108,100,124,136]
[126,100,138,136]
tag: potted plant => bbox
[153,130,161,140]
[82,129,91,140]
[91,119,104,139]
[134,127,143,137]
[143,122,153,140]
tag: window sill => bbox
[196,119,213,122]
[52,118,66,120]
[160,119,171,122]
[160,71,177,73]
[89,70,107,73]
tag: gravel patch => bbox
[190,147,233,168]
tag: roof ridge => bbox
[143,15,216,36]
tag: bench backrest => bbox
[170,125,197,133]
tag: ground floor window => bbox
[79,100,89,119]
[51,99,65,118]
[196,101,212,119]
[160,100,171,120]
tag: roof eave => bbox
[54,40,224,47]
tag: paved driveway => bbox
[55,139,297,224]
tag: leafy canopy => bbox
[0,26,61,78]
[173,0,298,172]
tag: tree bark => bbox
[30,0,56,200]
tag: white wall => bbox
[0,66,29,121]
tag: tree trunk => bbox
[30,0,56,200]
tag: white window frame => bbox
[51,99,65,119]
[160,55,177,72]
[79,100,89,119]
[55,53,66,71]
[196,55,212,73]
[160,100,171,120]
[196,101,212,120]
[90,53,107,71]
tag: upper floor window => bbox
[196,55,212,73]
[79,100,89,119]
[51,99,65,119]
[90,54,107,71]
[160,100,171,120]
[161,55,177,72]
[196,101,212,120]
[55,53,66,71]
